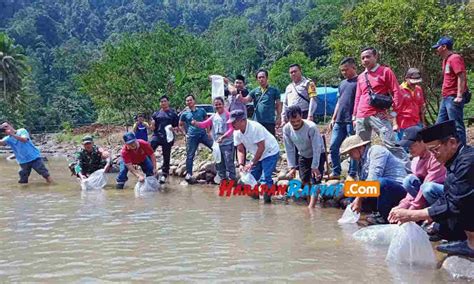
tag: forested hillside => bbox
[0,0,472,131]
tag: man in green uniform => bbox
[74,135,111,180]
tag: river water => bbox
[0,158,466,283]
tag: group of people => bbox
[0,36,472,258]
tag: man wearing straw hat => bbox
[340,135,407,225]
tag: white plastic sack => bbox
[353,224,399,246]
[240,172,258,187]
[165,125,174,143]
[80,169,107,191]
[386,222,436,267]
[134,176,160,192]
[212,142,222,163]
[338,205,360,224]
[210,75,225,100]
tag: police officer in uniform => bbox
[281,63,317,125]
[74,135,111,180]
[389,120,474,257]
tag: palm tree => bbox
[0,33,28,103]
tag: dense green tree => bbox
[205,16,260,77]
[80,25,223,124]
[0,33,28,104]
[327,0,474,121]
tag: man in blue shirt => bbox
[340,134,407,225]
[179,94,213,184]
[0,122,52,184]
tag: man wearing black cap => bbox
[229,109,280,203]
[116,132,156,189]
[390,126,446,212]
[389,120,474,257]
[432,36,469,145]
[74,135,111,181]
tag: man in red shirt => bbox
[433,36,469,145]
[394,68,425,141]
[116,132,157,189]
[353,47,408,163]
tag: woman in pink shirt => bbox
[391,126,446,211]
[191,97,236,181]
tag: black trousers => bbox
[151,136,173,176]
[299,153,326,184]
[260,122,276,136]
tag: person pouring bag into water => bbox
[391,126,446,212]
[229,110,280,204]
[283,105,325,209]
[192,97,236,182]
[74,135,112,180]
[0,121,52,184]
[340,135,407,225]
[116,132,157,189]
[389,120,474,258]
[353,47,409,167]
[239,69,282,136]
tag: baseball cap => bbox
[405,68,422,84]
[82,135,94,144]
[432,36,453,49]
[227,109,246,123]
[123,132,137,144]
[396,125,423,148]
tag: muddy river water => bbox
[0,158,465,282]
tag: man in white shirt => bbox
[229,110,280,203]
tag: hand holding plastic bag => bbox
[212,142,222,163]
[386,222,436,267]
[353,224,400,246]
[240,172,258,187]
[165,125,174,143]
[80,169,107,191]
[134,176,161,193]
[338,205,360,224]
[210,75,225,100]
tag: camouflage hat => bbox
[82,135,94,144]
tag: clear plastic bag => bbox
[353,224,399,246]
[80,169,107,191]
[210,75,225,100]
[240,172,258,187]
[386,222,436,267]
[338,205,360,224]
[165,125,174,143]
[442,256,474,279]
[134,176,161,192]
[212,142,222,163]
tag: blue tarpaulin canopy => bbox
[280,86,339,117]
